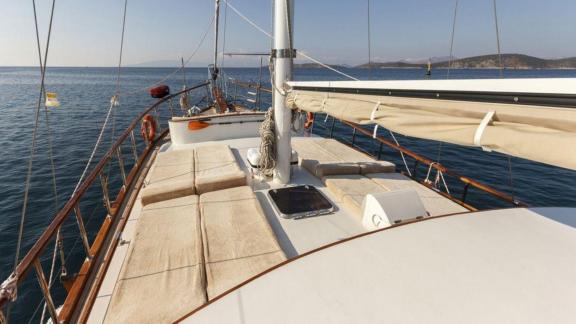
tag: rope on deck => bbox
[258,108,276,177]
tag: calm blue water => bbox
[1,66,575,322]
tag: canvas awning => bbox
[286,79,576,171]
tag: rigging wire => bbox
[446,0,459,79]
[438,0,460,164]
[492,0,514,196]
[221,0,229,97]
[8,0,57,321]
[28,0,63,322]
[34,1,128,320]
[224,0,358,81]
[285,0,293,67]
[72,0,131,196]
[223,0,272,38]
[13,0,57,277]
[110,0,129,150]
[74,10,212,204]
[492,0,504,77]
[298,52,359,81]
[221,0,228,71]
[123,14,215,97]
[367,0,372,78]
[37,26,64,324]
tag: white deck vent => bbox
[247,147,298,169]
[361,189,428,230]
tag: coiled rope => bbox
[258,109,276,177]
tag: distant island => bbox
[297,54,576,70]
[127,53,576,69]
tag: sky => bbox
[0,0,575,67]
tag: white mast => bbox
[212,0,221,80]
[273,0,294,184]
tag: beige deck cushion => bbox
[365,173,469,216]
[301,160,361,177]
[293,137,395,177]
[357,161,396,175]
[141,149,195,206]
[141,178,196,206]
[194,144,246,194]
[200,186,286,299]
[323,174,389,217]
[105,195,206,323]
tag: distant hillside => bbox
[357,54,576,69]
[356,62,422,69]
[294,63,347,69]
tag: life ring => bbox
[141,114,156,142]
[304,112,314,129]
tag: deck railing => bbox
[310,114,526,209]
[0,82,209,323]
[224,77,273,111]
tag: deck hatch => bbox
[269,185,334,219]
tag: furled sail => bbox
[287,79,576,171]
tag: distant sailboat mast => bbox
[212,0,221,81]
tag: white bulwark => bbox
[183,208,576,323]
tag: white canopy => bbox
[286,79,576,171]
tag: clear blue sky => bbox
[1,0,574,67]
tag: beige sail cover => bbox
[287,90,576,170]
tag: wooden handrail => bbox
[0,82,209,310]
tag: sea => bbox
[1,66,575,322]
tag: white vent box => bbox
[361,189,428,230]
[247,147,298,169]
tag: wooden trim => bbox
[175,208,520,322]
[58,216,112,321]
[76,130,168,324]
